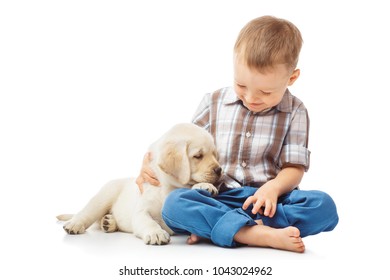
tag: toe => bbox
[186,234,200,245]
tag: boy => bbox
[137,16,338,253]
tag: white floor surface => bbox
[1,207,386,280]
[1,1,389,279]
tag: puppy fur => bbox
[57,123,221,245]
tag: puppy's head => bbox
[157,123,221,186]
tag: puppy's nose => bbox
[214,167,222,176]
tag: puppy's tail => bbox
[56,214,74,221]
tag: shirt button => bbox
[241,161,247,168]
[245,132,251,138]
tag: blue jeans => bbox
[162,187,339,248]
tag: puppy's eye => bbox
[193,154,203,160]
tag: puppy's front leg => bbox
[132,211,171,245]
[192,182,219,196]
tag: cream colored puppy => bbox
[57,123,221,245]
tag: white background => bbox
[1,0,389,279]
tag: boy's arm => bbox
[192,92,212,130]
[244,98,310,217]
[271,165,305,196]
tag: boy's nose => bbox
[246,92,261,103]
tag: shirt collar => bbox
[275,89,293,113]
[224,87,294,113]
[223,88,241,105]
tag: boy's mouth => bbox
[247,102,265,109]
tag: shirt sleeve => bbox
[278,104,311,171]
[191,92,211,132]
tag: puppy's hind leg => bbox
[63,179,125,234]
[100,214,118,233]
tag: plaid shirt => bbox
[192,87,310,190]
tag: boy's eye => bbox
[236,83,246,88]
[261,91,272,96]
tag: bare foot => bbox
[268,226,305,253]
[186,234,201,245]
[234,225,305,253]
[255,219,263,225]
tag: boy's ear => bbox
[288,69,300,86]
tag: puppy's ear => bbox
[158,140,190,185]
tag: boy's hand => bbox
[242,181,278,217]
[135,152,160,193]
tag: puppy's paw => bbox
[143,229,171,245]
[192,182,219,196]
[100,214,118,233]
[63,220,86,235]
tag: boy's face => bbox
[233,56,300,113]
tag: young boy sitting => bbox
[137,15,338,253]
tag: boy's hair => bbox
[234,16,303,72]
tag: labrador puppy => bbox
[57,123,221,245]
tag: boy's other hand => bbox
[136,152,160,193]
[242,182,278,218]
